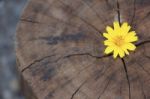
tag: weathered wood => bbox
[16,0,150,99]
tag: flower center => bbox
[113,36,125,47]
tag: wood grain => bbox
[16,0,150,99]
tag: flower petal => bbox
[124,49,129,55]
[113,21,120,30]
[121,22,131,34]
[106,26,114,34]
[103,33,111,39]
[127,31,136,36]
[113,48,119,58]
[121,22,128,28]
[125,31,138,42]
[118,49,125,58]
[121,46,129,55]
[104,40,114,46]
[104,47,113,54]
[125,43,136,51]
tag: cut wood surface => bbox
[16,0,150,99]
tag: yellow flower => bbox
[103,21,138,58]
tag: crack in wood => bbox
[130,0,136,25]
[54,53,111,66]
[66,53,112,59]
[116,0,121,24]
[145,55,150,59]
[21,53,111,73]
[70,80,87,99]
[121,58,131,99]
[21,54,56,72]
[20,18,40,24]
[115,2,132,98]
[136,40,150,47]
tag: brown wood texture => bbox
[16,0,150,99]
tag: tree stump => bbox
[16,0,150,99]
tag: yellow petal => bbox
[121,43,131,55]
[125,43,136,51]
[125,36,138,42]
[113,48,119,58]
[113,21,120,30]
[127,31,136,36]
[106,26,114,34]
[121,22,131,35]
[104,40,114,46]
[121,22,128,28]
[124,49,129,55]
[122,46,129,55]
[103,33,110,39]
[125,31,138,42]
[104,47,113,54]
[118,49,125,58]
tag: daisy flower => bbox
[103,21,138,58]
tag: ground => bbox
[0,0,27,99]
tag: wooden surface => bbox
[16,0,150,99]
